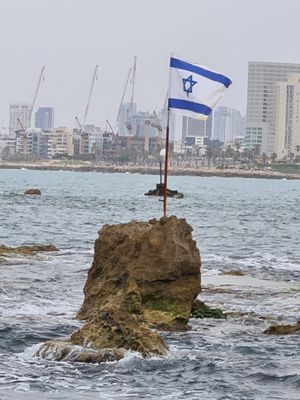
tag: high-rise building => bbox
[213,107,243,143]
[118,103,137,136]
[35,107,54,130]
[9,102,31,135]
[246,61,300,154]
[275,73,300,158]
[182,113,212,144]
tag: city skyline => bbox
[1,0,300,131]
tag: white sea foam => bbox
[202,252,300,272]
[21,343,44,360]
[0,301,78,321]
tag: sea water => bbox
[0,169,299,399]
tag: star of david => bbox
[182,75,197,97]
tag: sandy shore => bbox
[0,161,299,180]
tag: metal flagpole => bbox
[163,109,170,216]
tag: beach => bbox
[0,160,299,180]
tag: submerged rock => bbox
[263,321,300,335]
[24,189,41,195]
[77,215,201,331]
[35,339,125,363]
[221,270,244,276]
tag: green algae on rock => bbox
[191,299,227,319]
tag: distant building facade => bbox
[246,61,300,155]
[48,127,74,158]
[9,102,31,135]
[184,136,210,155]
[35,107,54,130]
[118,103,137,136]
[131,112,157,138]
[275,73,300,158]
[213,106,244,143]
[182,113,212,144]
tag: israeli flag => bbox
[168,54,232,120]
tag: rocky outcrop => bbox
[24,189,41,195]
[0,244,58,256]
[77,215,201,331]
[36,216,201,362]
[263,321,300,335]
[71,308,167,357]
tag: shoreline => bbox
[0,161,299,180]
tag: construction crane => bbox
[126,56,137,148]
[83,65,98,128]
[77,65,98,154]
[74,114,83,134]
[16,118,25,133]
[106,119,115,136]
[151,111,163,149]
[116,67,132,128]
[28,66,45,127]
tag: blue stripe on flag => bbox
[170,57,232,88]
[168,98,212,115]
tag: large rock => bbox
[77,215,201,331]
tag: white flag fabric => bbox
[168,54,232,120]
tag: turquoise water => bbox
[0,169,299,399]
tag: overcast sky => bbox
[1,0,299,130]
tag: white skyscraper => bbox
[246,61,300,155]
[9,102,31,135]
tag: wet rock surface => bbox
[70,308,168,357]
[77,215,201,331]
[36,339,125,363]
[221,270,245,276]
[263,320,300,335]
[36,216,201,362]
[0,244,58,256]
[24,189,41,195]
